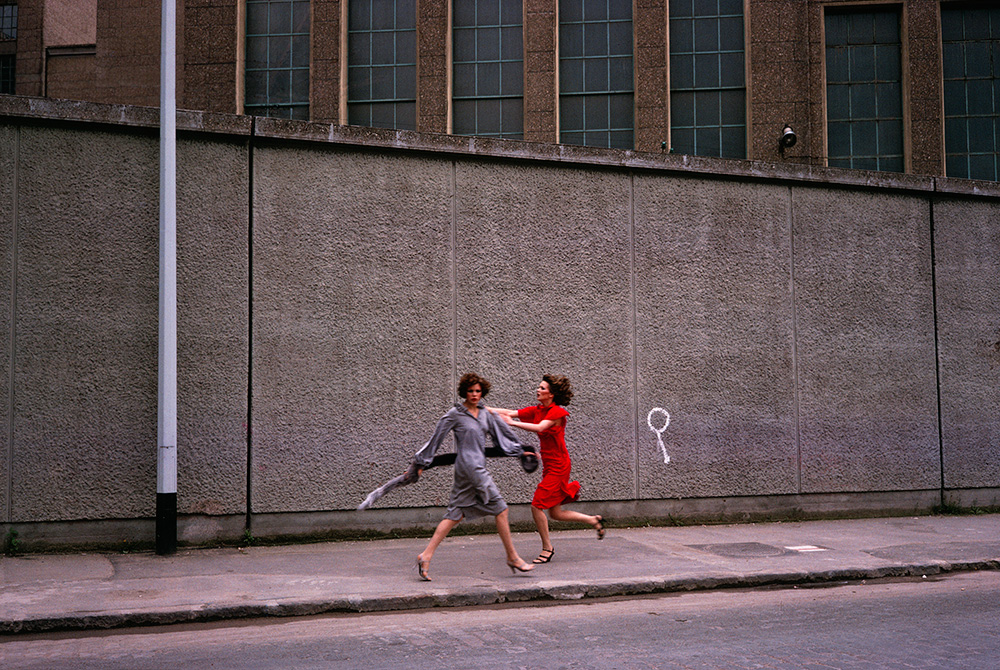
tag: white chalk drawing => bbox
[646,407,671,464]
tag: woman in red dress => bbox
[489,374,605,564]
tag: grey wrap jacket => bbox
[413,401,526,520]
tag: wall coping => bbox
[3,95,999,200]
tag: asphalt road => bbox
[4,571,999,669]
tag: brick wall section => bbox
[94,0,162,107]
[749,0,812,164]
[905,0,943,177]
[311,0,342,123]
[523,0,556,143]
[634,0,667,153]
[417,0,448,133]
[45,53,98,100]
[14,0,43,96]
[183,0,238,114]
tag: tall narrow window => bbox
[942,5,1000,182]
[0,4,16,95]
[669,0,745,158]
[453,0,523,139]
[245,0,311,120]
[825,8,903,172]
[559,0,633,149]
[348,0,416,131]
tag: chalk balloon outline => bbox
[646,407,671,464]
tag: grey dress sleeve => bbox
[412,409,457,468]
[485,410,524,457]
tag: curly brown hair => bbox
[458,372,491,399]
[543,374,573,406]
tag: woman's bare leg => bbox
[494,509,531,568]
[531,506,553,552]
[548,504,601,528]
[418,517,460,565]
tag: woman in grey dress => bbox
[413,372,534,581]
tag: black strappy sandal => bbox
[594,515,605,540]
[533,548,555,564]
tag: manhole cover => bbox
[687,542,793,558]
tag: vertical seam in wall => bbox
[245,118,255,532]
[928,187,945,504]
[630,172,639,500]
[450,161,457,392]
[7,126,18,524]
[789,186,802,494]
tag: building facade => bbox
[2,0,998,181]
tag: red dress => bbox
[518,404,581,509]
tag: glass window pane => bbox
[584,0,607,22]
[721,126,745,158]
[246,0,310,119]
[478,1,500,25]
[671,127,694,154]
[671,1,745,159]
[851,83,876,118]
[269,35,291,68]
[720,89,744,125]
[670,18,693,53]
[371,0,395,30]
[878,119,903,156]
[346,0,416,129]
[293,2,310,33]
[585,58,609,90]
[670,0,693,20]
[671,54,694,89]
[720,52,743,88]
[586,94,610,129]
[695,90,720,126]
[269,3,291,34]
[501,0,522,26]
[348,68,371,100]
[825,8,903,173]
[248,5,268,35]
[397,0,415,29]
[694,53,720,88]
[397,64,416,98]
[478,27,500,61]
[585,22,608,57]
[719,16,743,51]
[671,91,695,126]
[501,60,523,96]
[694,18,718,52]
[849,45,875,81]
[945,118,969,154]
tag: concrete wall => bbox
[1,97,998,547]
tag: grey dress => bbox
[413,401,525,521]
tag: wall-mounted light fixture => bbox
[779,124,797,151]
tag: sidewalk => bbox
[2,514,999,635]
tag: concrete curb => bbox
[4,558,997,635]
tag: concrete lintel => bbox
[0,95,252,136]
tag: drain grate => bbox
[687,542,794,558]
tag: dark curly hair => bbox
[458,372,491,399]
[543,374,573,406]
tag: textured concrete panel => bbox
[792,188,939,493]
[934,198,1000,489]
[175,137,250,516]
[251,146,454,513]
[453,162,635,504]
[635,176,797,498]
[0,124,13,522]
[12,126,159,521]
